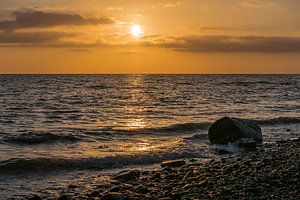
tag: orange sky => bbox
[0,0,299,73]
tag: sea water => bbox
[0,74,299,198]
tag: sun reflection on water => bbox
[127,139,182,152]
[126,118,146,129]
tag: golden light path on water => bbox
[50,75,185,158]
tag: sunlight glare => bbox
[131,24,142,37]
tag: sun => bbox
[131,24,142,37]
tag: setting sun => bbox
[131,24,142,37]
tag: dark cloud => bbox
[0,31,76,44]
[0,9,114,31]
[2,31,300,53]
[152,35,300,52]
[199,26,239,31]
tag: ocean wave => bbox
[87,85,112,89]
[3,132,81,145]
[2,117,299,146]
[119,122,211,135]
[118,117,300,135]
[254,117,300,125]
[0,150,210,172]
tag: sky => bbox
[0,0,300,74]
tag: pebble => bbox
[27,195,42,200]
[161,160,186,168]
[101,192,126,200]
[112,170,140,182]
[58,194,69,200]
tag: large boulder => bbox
[208,117,262,144]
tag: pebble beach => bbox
[26,138,300,200]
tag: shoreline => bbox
[26,138,299,200]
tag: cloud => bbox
[0,31,77,44]
[2,30,300,53]
[199,26,239,31]
[106,7,124,11]
[241,0,274,8]
[0,9,114,31]
[147,35,300,52]
[164,1,182,8]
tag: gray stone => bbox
[208,117,263,144]
[112,170,140,182]
[28,195,42,200]
[238,139,258,151]
[161,160,186,168]
[58,195,68,200]
[101,192,126,200]
[90,190,100,197]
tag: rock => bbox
[216,149,232,155]
[58,195,68,200]
[28,195,42,200]
[238,139,258,151]
[68,184,79,189]
[101,192,126,200]
[208,117,263,144]
[112,170,140,182]
[161,160,186,168]
[135,185,149,194]
[151,172,161,180]
[182,171,193,182]
[109,186,121,192]
[90,190,100,197]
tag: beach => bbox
[25,138,299,200]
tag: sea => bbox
[0,74,299,199]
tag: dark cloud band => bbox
[0,9,114,31]
[0,31,76,44]
[154,35,300,52]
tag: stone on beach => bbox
[27,195,42,200]
[208,117,263,144]
[161,160,186,168]
[58,194,69,200]
[112,170,140,182]
[238,139,258,151]
[101,192,126,200]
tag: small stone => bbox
[243,160,251,166]
[68,184,79,189]
[217,149,232,155]
[109,186,121,192]
[238,140,258,151]
[161,160,186,168]
[182,171,193,182]
[28,195,42,200]
[101,192,126,200]
[151,172,161,180]
[135,185,149,194]
[58,195,68,200]
[112,170,140,182]
[90,190,100,197]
